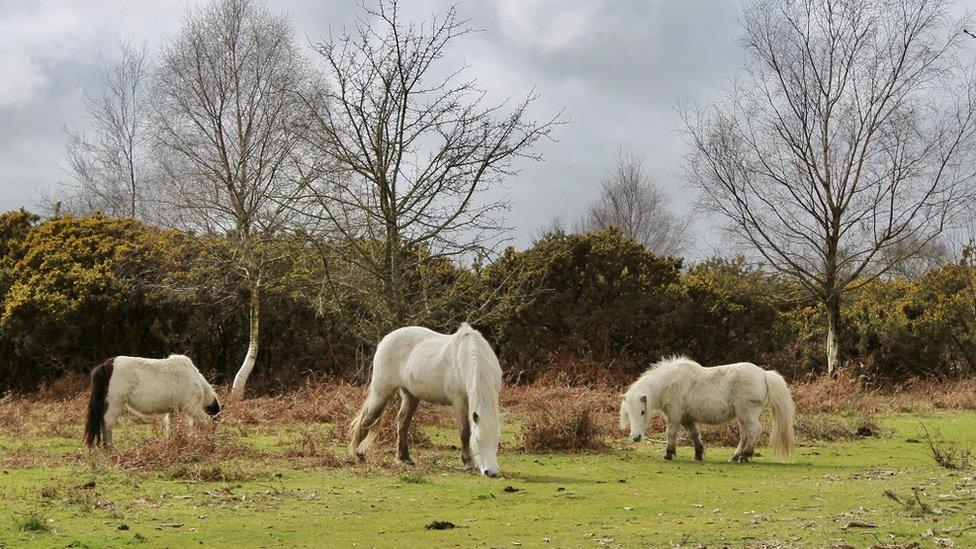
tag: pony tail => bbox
[84,358,115,447]
[764,370,795,460]
[348,394,387,459]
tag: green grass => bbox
[2,413,976,547]
[15,512,51,533]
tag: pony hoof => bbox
[694,454,703,461]
[355,452,366,463]
[398,458,415,466]
[664,454,674,461]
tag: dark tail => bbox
[84,358,115,447]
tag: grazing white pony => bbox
[349,323,503,477]
[620,356,794,462]
[83,355,221,448]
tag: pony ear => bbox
[640,395,647,404]
[619,394,626,402]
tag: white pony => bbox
[620,356,795,462]
[83,355,221,448]
[349,323,503,477]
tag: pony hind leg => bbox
[683,422,705,461]
[731,420,747,462]
[452,400,475,469]
[396,390,420,465]
[102,401,124,450]
[349,386,395,461]
[733,411,762,462]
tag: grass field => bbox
[1,389,975,548]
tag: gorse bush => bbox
[844,266,976,380]
[483,229,682,376]
[0,211,974,392]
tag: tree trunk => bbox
[825,294,841,375]
[231,280,261,400]
[383,221,405,326]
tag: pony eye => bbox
[472,412,479,424]
[641,411,645,416]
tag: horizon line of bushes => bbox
[0,209,973,393]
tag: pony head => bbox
[619,389,648,442]
[205,396,222,421]
[470,405,501,477]
[204,388,222,422]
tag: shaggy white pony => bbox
[83,355,221,448]
[620,356,795,462]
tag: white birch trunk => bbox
[231,281,260,400]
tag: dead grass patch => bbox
[1,371,973,467]
[520,391,612,452]
[108,422,258,471]
[790,370,976,414]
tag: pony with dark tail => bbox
[82,355,221,449]
[84,358,115,447]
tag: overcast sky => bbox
[1,0,973,256]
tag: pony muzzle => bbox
[631,434,643,443]
[482,468,499,478]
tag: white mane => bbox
[628,355,699,392]
[454,324,502,438]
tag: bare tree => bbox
[63,40,150,218]
[684,0,976,374]
[583,149,691,256]
[296,0,560,329]
[152,0,311,398]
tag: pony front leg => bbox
[396,390,420,465]
[452,400,475,470]
[187,407,212,429]
[664,422,678,460]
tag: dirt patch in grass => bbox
[280,428,356,469]
[794,413,880,442]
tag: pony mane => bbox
[631,355,699,389]
[645,355,697,373]
[454,324,502,433]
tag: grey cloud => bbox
[3,0,974,255]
